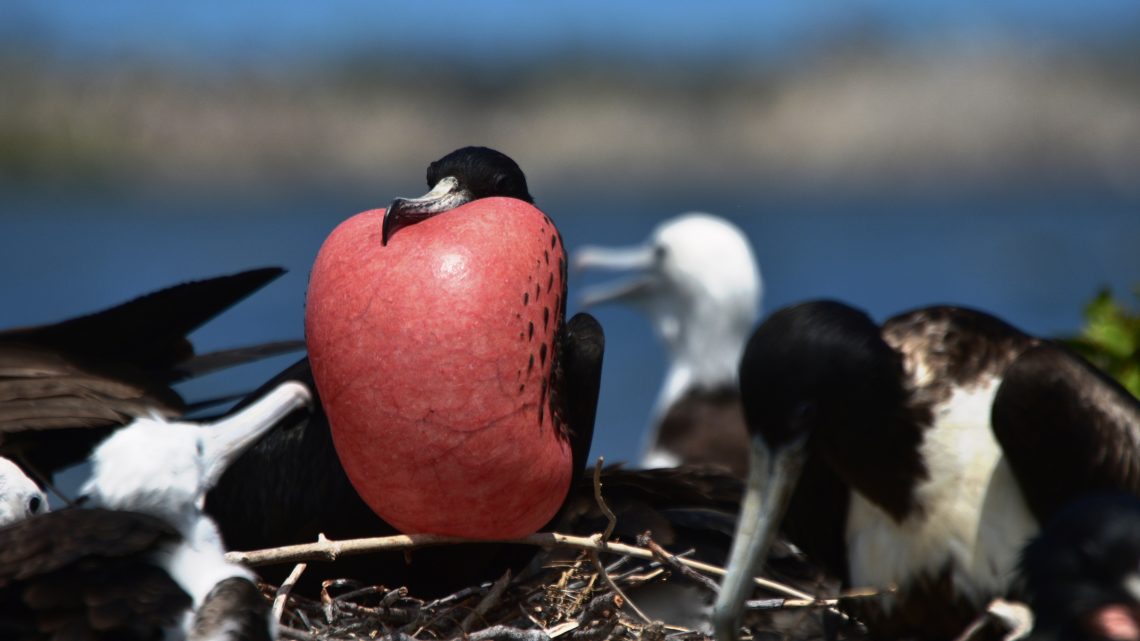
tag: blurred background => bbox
[2,1,1139,466]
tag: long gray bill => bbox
[201,381,312,489]
[573,244,657,307]
[711,433,808,641]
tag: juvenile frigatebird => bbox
[0,457,47,526]
[208,146,606,594]
[0,267,302,480]
[574,213,761,477]
[0,380,310,641]
[712,300,1140,641]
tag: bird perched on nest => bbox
[0,380,310,641]
[207,149,766,614]
[0,457,47,527]
[208,146,605,596]
[0,267,302,481]
[1021,494,1140,641]
[714,300,1140,641]
[574,213,761,477]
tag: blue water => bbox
[2,184,1139,476]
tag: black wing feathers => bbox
[993,343,1140,520]
[557,312,605,487]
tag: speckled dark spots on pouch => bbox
[535,283,540,299]
[527,354,534,373]
[519,384,525,394]
[550,234,557,249]
[546,273,554,293]
[539,343,548,366]
[523,292,529,306]
[543,307,549,330]
[544,250,549,266]
[528,322,534,340]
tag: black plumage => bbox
[714,299,1140,641]
[1021,494,1140,641]
[0,267,301,476]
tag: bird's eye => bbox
[196,441,205,456]
[26,495,42,514]
[654,245,668,262]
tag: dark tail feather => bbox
[0,267,286,374]
[173,340,306,379]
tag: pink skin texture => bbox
[307,198,572,538]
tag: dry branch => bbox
[225,531,814,602]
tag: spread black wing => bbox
[0,508,191,641]
[992,342,1140,521]
[0,267,300,475]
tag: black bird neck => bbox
[815,389,931,522]
[741,300,932,522]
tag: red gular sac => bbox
[306,197,574,538]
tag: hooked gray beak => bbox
[573,244,659,308]
[382,176,472,246]
[712,433,808,641]
[200,381,311,489]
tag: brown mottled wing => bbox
[0,345,186,473]
[881,305,1036,399]
[0,508,190,641]
[992,342,1140,521]
[188,578,271,641]
[655,386,750,478]
[0,268,293,474]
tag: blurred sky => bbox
[4,0,1140,68]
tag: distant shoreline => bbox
[3,47,1138,195]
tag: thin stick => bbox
[460,570,512,633]
[584,455,649,623]
[278,625,320,641]
[272,562,308,624]
[225,532,817,602]
[592,457,617,542]
[590,548,650,624]
[639,535,721,594]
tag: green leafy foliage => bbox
[1062,286,1140,399]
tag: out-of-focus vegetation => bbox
[1064,287,1140,398]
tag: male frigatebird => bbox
[207,147,605,595]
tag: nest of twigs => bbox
[248,529,865,641]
